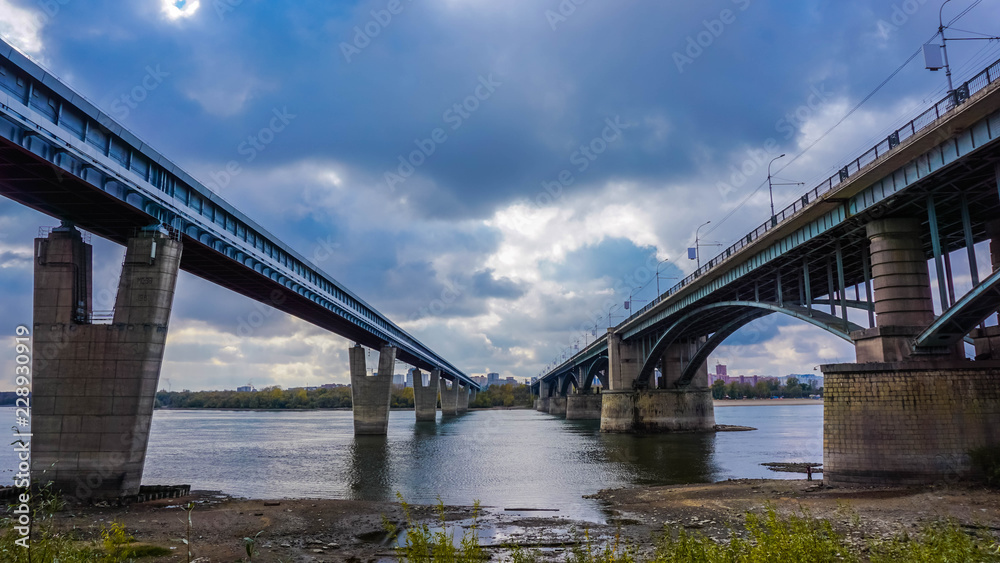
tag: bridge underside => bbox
[0,135,462,376]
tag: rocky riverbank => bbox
[9,479,1000,561]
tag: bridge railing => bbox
[624,57,1000,326]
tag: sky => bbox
[1,0,999,391]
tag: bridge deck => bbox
[0,40,476,387]
[541,57,1000,385]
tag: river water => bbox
[1,404,822,520]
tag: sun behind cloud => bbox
[161,0,201,21]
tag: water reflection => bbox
[0,405,824,522]
[346,435,392,500]
[599,432,717,485]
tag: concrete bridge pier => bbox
[412,368,440,422]
[457,382,470,413]
[601,333,715,433]
[565,392,602,419]
[534,396,550,411]
[548,396,567,416]
[824,217,1000,485]
[440,378,460,416]
[31,223,182,501]
[350,344,397,435]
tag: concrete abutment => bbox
[412,368,440,422]
[600,389,715,433]
[350,344,396,435]
[822,361,1000,485]
[565,393,602,419]
[31,224,182,501]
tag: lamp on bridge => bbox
[625,286,647,314]
[767,154,804,228]
[693,220,712,269]
[655,258,675,297]
[929,0,1000,103]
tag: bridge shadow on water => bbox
[561,419,719,485]
[346,435,393,500]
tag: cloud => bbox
[2,1,999,390]
[0,0,46,56]
[160,0,201,21]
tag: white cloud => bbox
[0,0,46,57]
[160,0,201,21]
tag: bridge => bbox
[0,39,479,501]
[534,56,1000,485]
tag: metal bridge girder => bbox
[914,267,1000,351]
[636,301,862,386]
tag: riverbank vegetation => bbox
[711,376,822,400]
[392,503,1000,562]
[153,383,533,410]
[469,383,534,408]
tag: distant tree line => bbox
[711,377,822,400]
[470,383,534,408]
[154,383,534,410]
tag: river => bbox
[0,404,822,520]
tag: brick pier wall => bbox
[823,361,1000,485]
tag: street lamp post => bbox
[767,154,785,227]
[655,258,669,297]
[695,220,711,270]
[606,303,621,329]
[626,286,647,314]
[939,0,955,94]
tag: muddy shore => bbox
[14,478,1000,562]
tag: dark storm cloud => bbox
[22,0,966,220]
[3,0,998,385]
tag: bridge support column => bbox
[658,338,708,389]
[457,382,470,413]
[852,218,948,362]
[566,393,602,419]
[412,368,439,422]
[31,224,182,501]
[823,360,1000,485]
[548,396,567,416]
[440,379,460,416]
[350,344,396,435]
[602,339,714,432]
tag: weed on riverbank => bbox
[390,502,1000,562]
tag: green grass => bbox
[387,500,1000,563]
[0,519,172,562]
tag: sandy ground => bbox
[14,479,1000,562]
[713,398,821,406]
